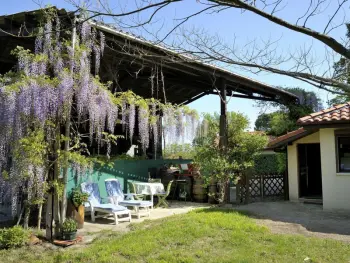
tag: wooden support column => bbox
[218,78,230,203]
[219,78,227,149]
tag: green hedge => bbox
[253,153,286,174]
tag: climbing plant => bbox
[0,10,198,238]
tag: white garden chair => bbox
[81,182,131,225]
[105,179,152,219]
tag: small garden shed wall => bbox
[319,128,350,211]
[287,131,320,201]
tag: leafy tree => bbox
[255,87,322,136]
[194,112,268,203]
[163,143,195,159]
[330,24,350,105]
[254,113,273,132]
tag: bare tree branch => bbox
[323,0,348,34]
[209,0,350,59]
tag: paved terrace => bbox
[79,201,211,237]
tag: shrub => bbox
[0,226,29,249]
[62,218,77,233]
[253,153,286,174]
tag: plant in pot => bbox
[61,218,77,241]
[70,188,89,229]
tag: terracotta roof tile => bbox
[268,128,308,148]
[297,102,350,125]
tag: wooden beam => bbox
[179,91,210,105]
[209,91,277,102]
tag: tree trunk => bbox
[37,203,43,230]
[16,205,24,226]
[60,118,70,224]
[45,193,53,240]
[53,123,61,237]
[60,19,75,224]
[23,204,30,229]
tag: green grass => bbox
[1,208,350,263]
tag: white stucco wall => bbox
[287,132,320,201]
[319,128,350,211]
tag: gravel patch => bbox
[234,201,350,242]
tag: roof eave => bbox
[300,122,350,129]
[268,129,317,149]
[90,21,298,102]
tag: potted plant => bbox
[70,188,89,229]
[61,218,77,241]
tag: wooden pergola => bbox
[0,8,298,151]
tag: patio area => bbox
[79,201,211,236]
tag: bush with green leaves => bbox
[253,153,286,174]
[194,112,268,203]
[0,226,29,249]
[163,143,195,159]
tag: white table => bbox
[133,182,165,208]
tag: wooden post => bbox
[61,18,76,224]
[260,174,264,201]
[218,78,230,203]
[219,78,227,149]
[45,164,54,241]
[53,122,61,237]
[245,170,251,204]
[158,115,163,159]
[236,180,241,204]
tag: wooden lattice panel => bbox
[263,175,284,196]
[237,173,285,204]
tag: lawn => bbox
[1,208,350,263]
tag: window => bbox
[337,136,350,172]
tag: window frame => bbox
[335,129,350,173]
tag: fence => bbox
[237,171,288,204]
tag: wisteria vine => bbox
[0,14,199,224]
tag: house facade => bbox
[269,103,350,211]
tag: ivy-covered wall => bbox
[253,153,286,174]
[67,159,191,199]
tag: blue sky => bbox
[1,0,348,129]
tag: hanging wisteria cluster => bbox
[117,91,199,152]
[0,16,112,216]
[162,105,199,145]
[0,14,199,222]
